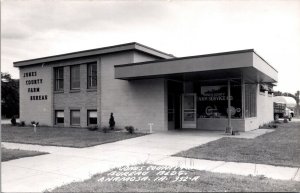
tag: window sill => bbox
[70,89,80,93]
[87,88,97,92]
[70,125,81,127]
[54,124,64,127]
[54,90,64,94]
[259,92,265,96]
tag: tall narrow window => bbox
[245,84,257,117]
[70,65,80,90]
[70,110,80,125]
[87,63,97,89]
[87,110,97,125]
[55,110,64,124]
[54,67,64,91]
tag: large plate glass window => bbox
[70,110,80,125]
[87,63,97,89]
[70,65,80,90]
[88,110,97,125]
[54,67,64,91]
[196,79,242,119]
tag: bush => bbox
[11,116,17,126]
[19,121,25,127]
[125,126,134,134]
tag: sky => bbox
[1,0,300,94]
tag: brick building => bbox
[14,42,277,132]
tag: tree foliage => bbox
[1,72,19,118]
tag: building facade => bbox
[14,43,277,132]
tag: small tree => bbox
[109,112,115,130]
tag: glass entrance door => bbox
[181,93,197,128]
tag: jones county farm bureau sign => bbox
[24,71,48,101]
[97,165,200,183]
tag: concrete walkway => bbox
[2,128,296,192]
[155,156,300,181]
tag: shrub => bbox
[11,116,17,126]
[125,126,134,134]
[19,121,25,127]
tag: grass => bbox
[2,125,147,148]
[174,121,300,167]
[50,164,300,192]
[1,147,48,162]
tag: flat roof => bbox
[14,42,175,67]
[115,49,278,83]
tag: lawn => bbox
[50,164,300,192]
[174,121,300,167]
[2,125,146,148]
[1,147,48,162]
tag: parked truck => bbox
[273,102,292,121]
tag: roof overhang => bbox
[115,49,278,84]
[14,42,174,67]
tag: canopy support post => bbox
[226,79,233,134]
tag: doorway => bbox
[167,80,183,130]
[181,93,197,128]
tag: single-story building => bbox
[14,42,277,132]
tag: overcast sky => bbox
[1,0,300,94]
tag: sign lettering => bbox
[23,71,48,101]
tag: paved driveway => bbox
[2,129,272,192]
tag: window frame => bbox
[55,110,64,125]
[70,65,80,90]
[54,67,64,91]
[87,63,97,89]
[87,110,97,125]
[245,84,257,118]
[70,110,81,126]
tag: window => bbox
[55,110,64,124]
[70,110,80,125]
[87,110,97,125]
[54,67,64,91]
[196,80,242,119]
[70,65,80,90]
[87,63,97,89]
[245,84,257,117]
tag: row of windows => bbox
[55,110,97,126]
[54,62,97,91]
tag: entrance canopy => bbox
[115,49,277,84]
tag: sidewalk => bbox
[154,156,300,181]
[2,128,296,192]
